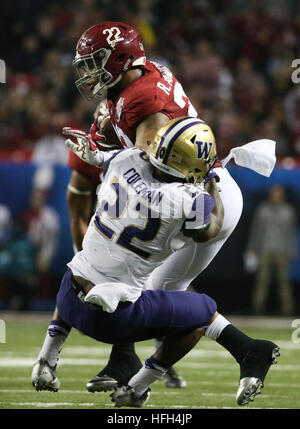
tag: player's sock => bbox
[98,342,142,384]
[205,314,253,362]
[205,314,230,340]
[128,356,169,397]
[37,320,71,367]
[110,342,136,358]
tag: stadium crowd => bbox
[1,0,300,162]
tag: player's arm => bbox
[135,112,170,152]
[67,170,96,251]
[183,178,224,242]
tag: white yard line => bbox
[1,379,300,389]
[0,389,180,395]
[0,389,293,400]
[1,340,297,361]
[0,402,95,407]
[103,403,292,409]
[0,357,297,370]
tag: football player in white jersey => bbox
[32,119,279,407]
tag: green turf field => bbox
[0,313,299,409]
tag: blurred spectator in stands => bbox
[0,205,12,247]
[233,57,269,122]
[0,168,60,310]
[244,185,298,316]
[20,166,60,299]
[284,87,300,155]
[32,126,69,165]
[0,205,13,305]
[0,218,37,311]
[1,0,300,160]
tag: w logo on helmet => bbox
[195,141,213,159]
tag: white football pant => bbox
[145,168,243,291]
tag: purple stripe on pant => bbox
[56,269,217,344]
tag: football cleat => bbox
[86,350,143,392]
[111,385,150,408]
[236,377,263,405]
[163,366,187,388]
[86,374,118,392]
[31,358,60,392]
[236,340,280,405]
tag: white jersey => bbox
[68,148,214,302]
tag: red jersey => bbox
[68,61,200,182]
[108,60,198,147]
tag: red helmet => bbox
[73,21,146,101]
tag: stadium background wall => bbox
[0,163,299,314]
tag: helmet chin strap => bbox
[93,84,108,101]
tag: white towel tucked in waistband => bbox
[221,139,276,177]
[84,282,131,313]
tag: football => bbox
[100,117,123,150]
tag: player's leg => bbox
[112,326,208,407]
[111,291,217,407]
[206,314,280,405]
[86,342,142,392]
[31,306,71,391]
[113,321,279,407]
[31,269,142,393]
[154,337,187,388]
[111,290,279,408]
[144,168,243,387]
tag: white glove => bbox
[62,127,104,167]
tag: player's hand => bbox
[62,127,104,167]
[90,113,112,150]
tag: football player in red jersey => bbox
[51,21,243,392]
[66,21,205,391]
